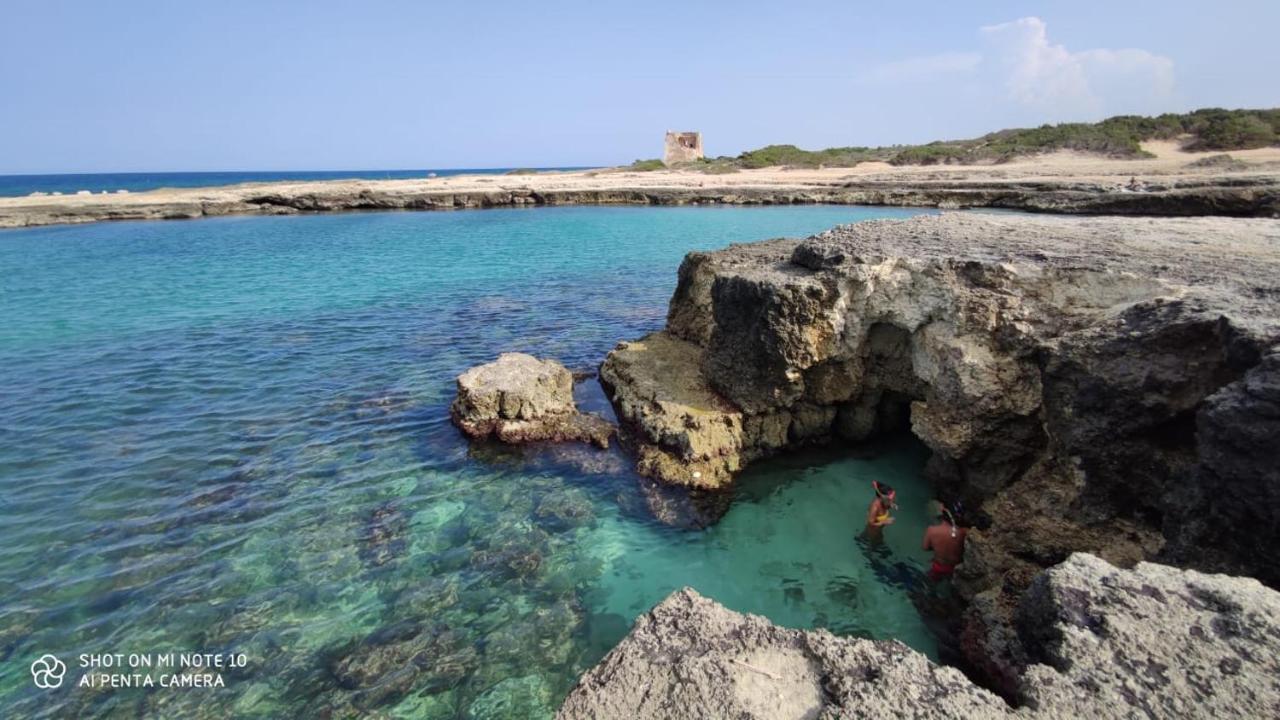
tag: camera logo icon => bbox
[31,654,67,689]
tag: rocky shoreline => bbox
[558,554,1280,718]
[575,212,1280,715]
[2,171,1278,229]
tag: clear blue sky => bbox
[3,0,1278,173]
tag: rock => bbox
[329,621,477,710]
[560,555,1280,719]
[599,333,746,488]
[533,486,596,531]
[557,587,1011,719]
[451,353,614,449]
[598,213,1280,692]
[1017,553,1280,718]
[4,170,1277,230]
[358,501,408,568]
[468,675,556,719]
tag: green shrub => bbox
[1184,112,1276,151]
[736,145,890,169]
[504,168,537,175]
[699,161,741,174]
[1186,154,1247,170]
[627,159,667,171]
[889,143,970,166]
[726,108,1277,170]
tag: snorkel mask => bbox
[872,481,897,509]
[941,501,962,538]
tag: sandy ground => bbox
[3,141,1279,220]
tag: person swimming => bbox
[864,480,897,542]
[922,501,968,581]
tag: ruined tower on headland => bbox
[663,131,703,166]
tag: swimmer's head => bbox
[938,500,963,525]
[872,481,897,506]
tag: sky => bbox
[2,0,1278,174]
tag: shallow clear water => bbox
[0,206,939,718]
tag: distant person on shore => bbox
[922,502,968,581]
[864,481,897,543]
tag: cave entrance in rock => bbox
[835,322,926,444]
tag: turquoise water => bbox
[0,206,939,718]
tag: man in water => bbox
[922,502,967,581]
[864,481,896,542]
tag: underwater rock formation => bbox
[559,554,1280,719]
[451,353,614,448]
[598,213,1280,692]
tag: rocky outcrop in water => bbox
[2,173,1277,228]
[451,353,613,448]
[598,213,1280,692]
[558,554,1280,719]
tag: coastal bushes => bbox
[1183,109,1278,150]
[736,144,892,168]
[628,159,666,171]
[888,142,971,165]
[616,108,1277,173]
[735,108,1280,168]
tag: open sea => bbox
[0,169,591,198]
[0,205,941,718]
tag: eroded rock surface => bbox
[599,213,1280,690]
[1018,554,1280,718]
[451,353,613,448]
[559,555,1280,719]
[557,587,1010,720]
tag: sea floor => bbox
[0,205,940,718]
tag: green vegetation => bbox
[1186,153,1248,170]
[1183,108,1279,150]
[627,158,667,171]
[735,145,892,169]
[887,142,970,166]
[694,157,742,174]
[503,168,538,175]
[723,108,1279,168]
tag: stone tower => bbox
[663,131,704,166]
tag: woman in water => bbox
[864,480,897,543]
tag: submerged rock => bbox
[451,353,614,448]
[329,621,478,710]
[468,674,556,719]
[359,502,408,568]
[533,486,596,532]
[559,554,1280,719]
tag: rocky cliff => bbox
[558,554,1280,719]
[598,213,1280,692]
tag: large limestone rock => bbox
[557,587,1011,720]
[451,353,613,448]
[559,554,1280,719]
[1018,554,1280,718]
[598,213,1280,690]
